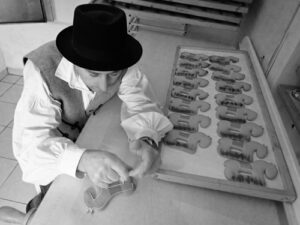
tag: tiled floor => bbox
[0,73,36,217]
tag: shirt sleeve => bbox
[118,66,173,145]
[12,60,86,186]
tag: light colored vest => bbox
[24,41,120,141]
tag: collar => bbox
[55,57,92,93]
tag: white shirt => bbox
[13,58,173,186]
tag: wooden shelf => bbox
[145,0,249,14]
[93,0,253,33]
[129,16,187,36]
[114,0,242,24]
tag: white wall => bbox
[240,0,299,73]
[52,0,90,23]
[276,42,300,87]
[0,0,90,73]
[0,23,67,73]
[259,7,300,225]
[266,7,300,92]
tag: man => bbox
[12,3,173,207]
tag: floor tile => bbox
[0,128,15,160]
[1,75,20,84]
[0,70,7,81]
[0,82,11,96]
[0,85,23,104]
[0,126,5,134]
[0,166,36,204]
[15,77,24,86]
[7,121,13,128]
[0,158,16,187]
[0,102,15,126]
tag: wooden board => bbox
[240,36,300,225]
[123,7,239,31]
[154,45,296,202]
[95,0,240,31]
[129,17,187,36]
[113,0,242,24]
[131,22,186,36]
[151,0,249,13]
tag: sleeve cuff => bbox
[121,111,173,145]
[59,145,86,179]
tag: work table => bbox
[29,30,288,225]
[29,96,284,225]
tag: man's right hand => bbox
[77,149,129,188]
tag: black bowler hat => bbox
[56,4,142,71]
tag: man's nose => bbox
[98,74,108,92]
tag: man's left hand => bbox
[128,139,161,178]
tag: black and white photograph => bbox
[0,1,299,225]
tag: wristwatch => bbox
[140,137,159,151]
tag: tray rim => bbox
[157,45,296,202]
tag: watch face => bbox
[291,89,300,102]
[141,137,158,150]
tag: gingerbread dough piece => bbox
[173,76,209,89]
[168,98,210,114]
[216,106,257,123]
[164,129,212,154]
[175,68,208,78]
[209,63,242,74]
[217,138,268,162]
[216,81,251,94]
[216,82,241,94]
[213,71,245,80]
[169,113,211,132]
[180,52,209,61]
[211,71,245,83]
[217,120,264,141]
[171,86,209,101]
[209,55,239,65]
[215,93,253,108]
[84,179,136,213]
[224,159,278,186]
[176,68,198,79]
[212,73,235,83]
[178,59,210,69]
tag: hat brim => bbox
[56,26,142,71]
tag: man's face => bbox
[74,65,123,93]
